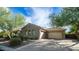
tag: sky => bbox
[9,7,62,28]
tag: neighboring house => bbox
[20,23,43,39]
[20,23,65,39]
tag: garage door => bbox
[48,32,63,39]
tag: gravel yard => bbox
[0,39,79,51]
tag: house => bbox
[20,23,65,39]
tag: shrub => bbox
[9,38,22,46]
[0,31,10,40]
[0,31,11,39]
[0,35,3,38]
[4,36,10,40]
[65,33,77,39]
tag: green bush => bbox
[9,38,22,46]
[0,31,11,39]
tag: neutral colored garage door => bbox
[48,32,63,39]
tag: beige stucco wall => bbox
[48,31,65,39]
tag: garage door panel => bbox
[48,32,63,39]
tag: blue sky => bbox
[9,7,62,28]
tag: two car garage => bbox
[40,28,65,39]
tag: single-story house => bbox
[20,23,65,39]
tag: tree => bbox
[0,8,12,31]
[14,14,26,28]
[50,7,79,33]
[0,7,26,38]
[0,7,26,31]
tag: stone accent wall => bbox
[20,23,42,39]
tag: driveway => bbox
[16,39,79,51]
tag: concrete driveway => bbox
[16,39,79,51]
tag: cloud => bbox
[25,7,52,28]
[25,16,32,23]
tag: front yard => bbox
[0,39,79,51]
